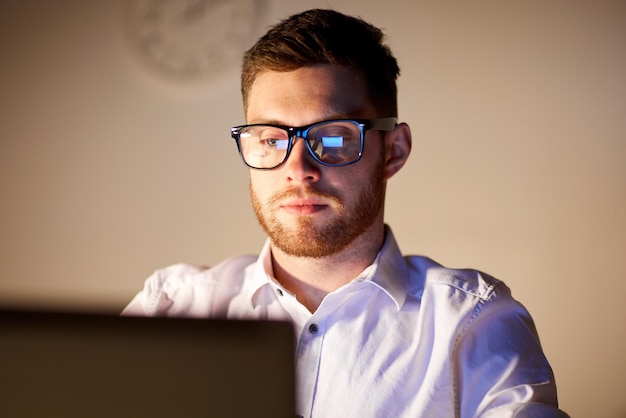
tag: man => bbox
[124,9,568,418]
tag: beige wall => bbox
[1,0,624,416]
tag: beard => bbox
[250,161,385,258]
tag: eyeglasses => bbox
[230,117,397,170]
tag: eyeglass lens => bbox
[238,120,362,168]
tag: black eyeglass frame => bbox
[230,117,398,170]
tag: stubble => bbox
[250,162,385,258]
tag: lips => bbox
[280,198,330,215]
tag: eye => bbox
[309,122,359,142]
[264,138,279,147]
[262,137,289,150]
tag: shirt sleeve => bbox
[120,256,259,318]
[121,268,177,316]
[455,286,570,418]
[120,264,209,317]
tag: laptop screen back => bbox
[0,310,295,418]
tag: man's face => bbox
[245,65,387,258]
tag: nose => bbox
[282,137,321,183]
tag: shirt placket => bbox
[294,312,328,418]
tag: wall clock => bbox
[125,0,263,81]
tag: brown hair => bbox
[241,9,400,117]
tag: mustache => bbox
[268,185,342,206]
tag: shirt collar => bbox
[356,226,409,310]
[245,239,277,309]
[245,226,409,310]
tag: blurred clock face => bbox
[125,0,261,81]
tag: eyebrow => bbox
[250,113,361,126]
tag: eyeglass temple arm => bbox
[370,117,398,130]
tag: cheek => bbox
[249,172,273,199]
[354,148,385,182]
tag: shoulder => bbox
[405,256,541,349]
[122,255,257,317]
[145,255,257,290]
[405,255,510,303]
[402,255,535,341]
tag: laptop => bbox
[0,309,295,418]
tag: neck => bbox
[270,222,386,313]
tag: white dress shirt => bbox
[123,228,569,418]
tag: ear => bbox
[383,122,412,180]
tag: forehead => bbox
[245,65,374,125]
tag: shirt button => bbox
[308,323,319,334]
